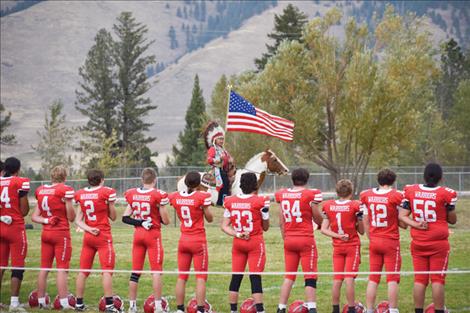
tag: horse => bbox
[176,149,289,204]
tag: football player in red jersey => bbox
[321,179,364,313]
[222,172,270,313]
[274,168,323,313]
[74,169,119,313]
[31,165,75,309]
[122,168,170,313]
[169,171,213,313]
[0,157,30,312]
[360,169,406,313]
[399,163,457,313]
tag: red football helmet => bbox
[53,294,76,310]
[374,301,389,313]
[425,303,449,313]
[143,295,170,313]
[288,300,308,313]
[186,297,212,313]
[342,302,365,313]
[99,295,123,312]
[240,298,257,313]
[28,290,50,308]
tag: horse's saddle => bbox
[201,172,217,188]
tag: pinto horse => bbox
[176,149,289,204]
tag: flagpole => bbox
[224,84,232,134]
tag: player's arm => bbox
[356,210,365,235]
[65,199,75,222]
[31,205,47,224]
[122,205,143,226]
[74,207,99,235]
[311,202,323,227]
[320,217,348,240]
[159,205,170,225]
[362,214,370,238]
[279,204,285,239]
[203,206,213,223]
[261,197,270,231]
[398,204,427,229]
[19,193,30,216]
[447,210,457,224]
[108,201,117,221]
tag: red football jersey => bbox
[322,199,361,246]
[402,184,457,242]
[35,183,74,232]
[124,187,169,231]
[360,188,403,240]
[169,190,212,239]
[275,188,322,237]
[0,176,30,224]
[223,194,270,238]
[74,186,116,232]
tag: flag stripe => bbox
[227,113,294,134]
[226,124,293,141]
[227,91,295,141]
[227,116,294,137]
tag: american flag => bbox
[227,91,295,141]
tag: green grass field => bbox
[1,200,470,312]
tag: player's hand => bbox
[88,227,100,236]
[339,233,349,241]
[0,215,12,225]
[235,232,250,240]
[416,221,428,230]
[49,216,59,226]
[142,218,153,230]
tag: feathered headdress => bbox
[203,121,225,149]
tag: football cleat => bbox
[277,309,286,313]
[9,305,27,313]
[99,295,123,312]
[142,295,169,313]
[127,305,138,313]
[424,303,449,313]
[53,294,77,310]
[28,290,51,308]
[288,300,308,313]
[240,298,256,313]
[186,298,212,313]
[75,304,87,312]
[374,301,389,313]
[342,302,365,313]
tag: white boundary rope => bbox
[1,266,469,276]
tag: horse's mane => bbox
[244,151,266,167]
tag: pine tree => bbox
[168,25,178,49]
[33,100,73,174]
[0,103,16,145]
[113,12,157,164]
[435,38,469,119]
[170,74,207,166]
[255,4,307,71]
[76,29,117,138]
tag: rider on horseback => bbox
[204,121,234,206]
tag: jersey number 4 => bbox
[0,187,11,208]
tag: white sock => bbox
[306,302,316,309]
[389,309,399,313]
[129,300,136,308]
[10,297,20,307]
[60,298,70,308]
[38,297,46,306]
[155,299,162,309]
[278,304,286,310]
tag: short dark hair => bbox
[185,171,201,189]
[0,160,4,173]
[291,168,309,186]
[240,172,258,194]
[336,179,353,198]
[4,157,21,175]
[377,168,396,186]
[87,169,104,186]
[424,163,442,187]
